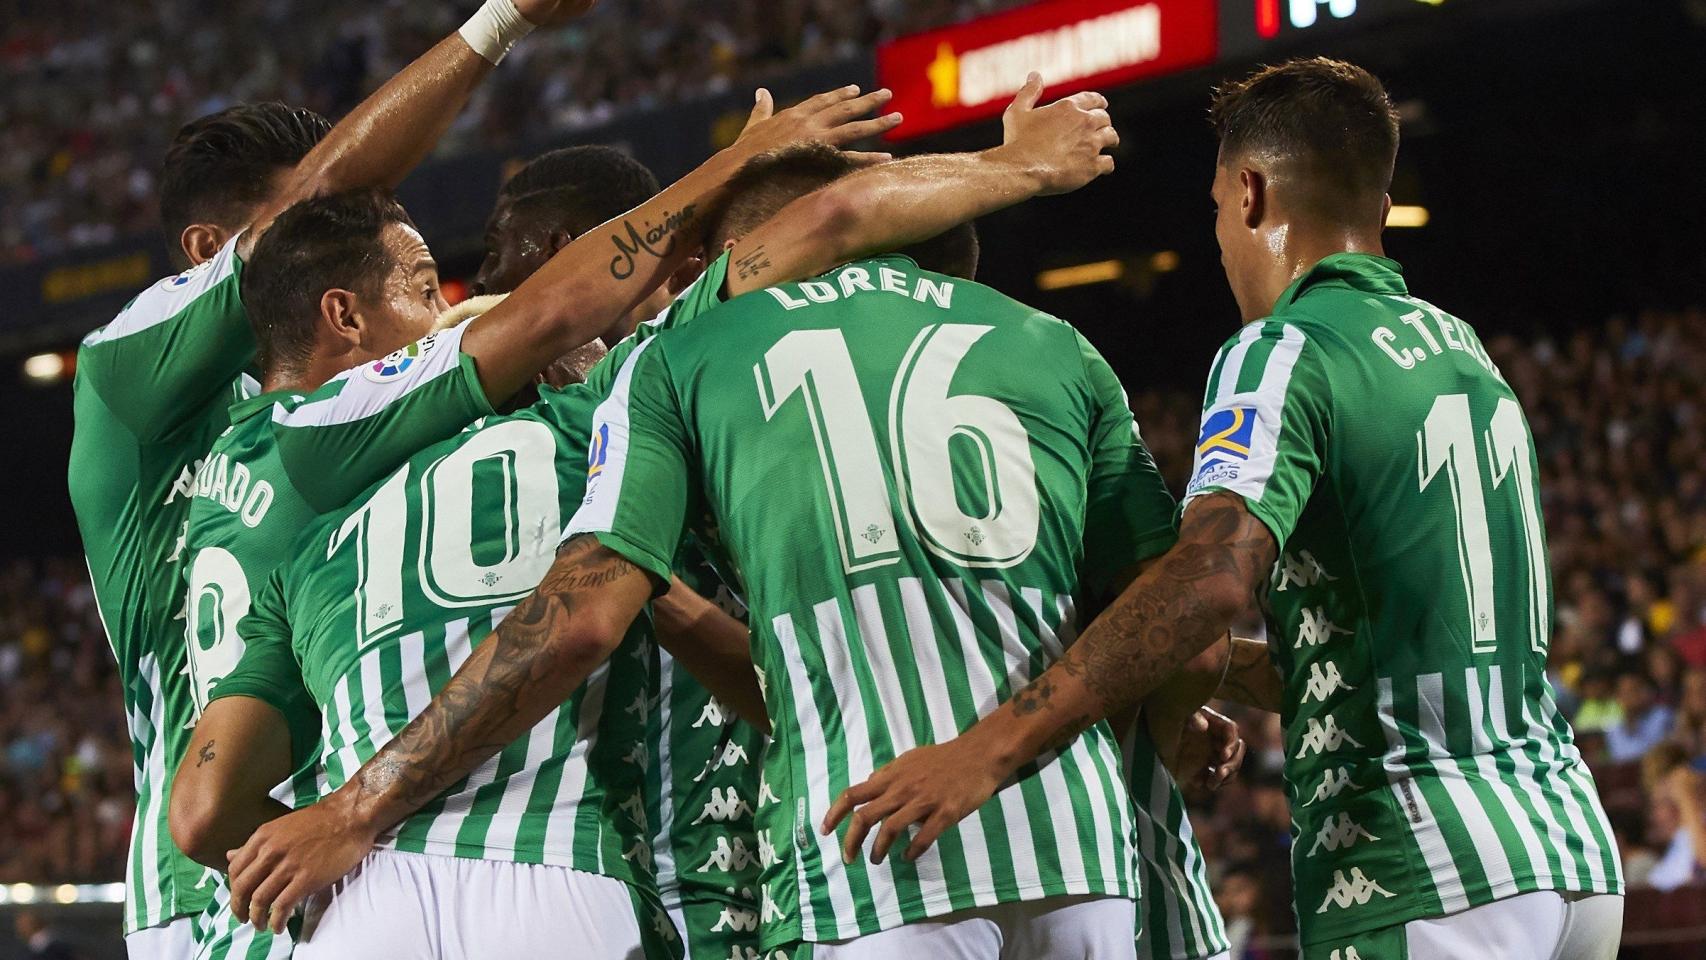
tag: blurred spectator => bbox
[1642,744,1706,891]
[0,0,1031,264]
[13,908,81,960]
[1608,670,1678,762]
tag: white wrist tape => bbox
[458,0,535,65]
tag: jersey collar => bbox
[227,387,299,422]
[1272,252,1407,311]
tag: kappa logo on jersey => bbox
[1194,405,1257,485]
[1329,949,1364,960]
[1315,868,1395,913]
[1295,715,1364,758]
[710,904,759,933]
[363,334,437,383]
[1303,766,1355,806]
[587,422,611,478]
[1302,661,1356,702]
[698,834,758,872]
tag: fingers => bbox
[269,876,322,935]
[870,800,930,865]
[1096,155,1116,175]
[245,867,294,932]
[842,151,894,166]
[822,778,881,836]
[793,83,864,116]
[1010,71,1044,113]
[905,809,958,863]
[1097,126,1120,150]
[841,790,908,864]
[1066,90,1109,112]
[826,113,903,145]
[227,836,273,923]
[747,88,774,128]
[823,88,893,124]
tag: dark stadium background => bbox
[3,0,1705,956]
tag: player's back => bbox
[585,254,1168,945]
[67,241,254,933]
[264,387,653,876]
[1186,254,1620,943]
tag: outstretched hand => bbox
[999,72,1119,195]
[820,735,1006,866]
[1172,706,1246,801]
[736,85,900,164]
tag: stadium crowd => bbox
[4,304,1704,948]
[0,0,1029,265]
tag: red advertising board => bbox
[876,0,1219,141]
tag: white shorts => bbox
[804,894,1137,960]
[126,915,196,959]
[1406,891,1622,960]
[1308,890,1624,960]
[295,848,664,959]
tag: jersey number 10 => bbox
[1416,393,1550,656]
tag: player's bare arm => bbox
[821,491,1275,865]
[167,697,296,871]
[1217,636,1283,713]
[458,84,903,403]
[652,576,770,733]
[237,0,599,260]
[225,534,653,932]
[724,72,1120,297]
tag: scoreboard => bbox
[878,0,1472,140]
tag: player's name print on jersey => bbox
[761,262,956,312]
[187,450,276,528]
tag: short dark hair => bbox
[706,143,861,252]
[498,145,661,234]
[241,189,417,374]
[1210,58,1400,221]
[900,223,980,281]
[159,103,330,257]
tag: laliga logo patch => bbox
[587,422,611,478]
[363,334,437,383]
[1192,405,1257,486]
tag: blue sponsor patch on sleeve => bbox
[1192,406,1257,488]
[587,421,610,478]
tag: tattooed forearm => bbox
[344,536,646,829]
[1006,493,1277,755]
[196,739,216,767]
[608,205,698,279]
[1218,637,1283,713]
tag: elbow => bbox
[168,784,227,868]
[807,188,868,252]
[548,619,626,674]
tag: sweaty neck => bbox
[1250,222,1386,321]
[262,349,363,396]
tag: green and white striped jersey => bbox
[181,319,492,717]
[68,234,253,934]
[570,255,1179,948]
[1125,729,1230,960]
[1181,254,1621,947]
[217,387,657,877]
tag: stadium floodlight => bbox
[8,882,37,904]
[53,884,78,904]
[1037,259,1125,290]
[23,352,65,382]
[1387,205,1430,228]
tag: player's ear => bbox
[1381,193,1393,228]
[318,288,364,350]
[1240,168,1264,230]
[666,255,706,296]
[547,229,573,257]
[179,223,228,267]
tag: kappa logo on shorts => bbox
[1192,405,1257,486]
[363,333,438,383]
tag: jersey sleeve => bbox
[1181,320,1331,550]
[564,338,692,590]
[582,250,733,398]
[274,320,494,513]
[211,570,321,765]
[1076,330,1178,600]
[76,234,254,441]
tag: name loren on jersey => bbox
[762,262,956,311]
[185,450,274,527]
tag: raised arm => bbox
[725,73,1118,297]
[239,0,594,257]
[823,492,1276,864]
[458,84,902,402]
[225,536,656,932]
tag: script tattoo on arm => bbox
[1019,492,1277,754]
[608,205,698,279]
[345,535,644,823]
[196,739,216,767]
